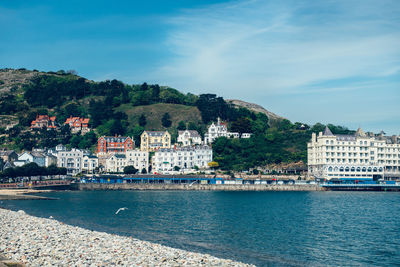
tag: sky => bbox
[1,0,399,134]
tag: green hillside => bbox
[116,103,202,131]
[0,68,355,171]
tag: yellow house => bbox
[140,131,171,151]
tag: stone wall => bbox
[77,183,323,191]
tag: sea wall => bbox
[0,208,253,266]
[77,183,323,191]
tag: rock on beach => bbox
[0,208,254,266]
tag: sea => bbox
[2,191,400,266]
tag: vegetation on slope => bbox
[0,68,354,171]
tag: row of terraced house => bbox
[1,117,256,175]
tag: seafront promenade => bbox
[0,208,253,266]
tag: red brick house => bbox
[30,115,57,129]
[64,116,90,134]
[97,136,135,154]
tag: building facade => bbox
[125,150,149,173]
[56,148,84,175]
[177,130,202,146]
[152,145,213,174]
[82,155,99,173]
[140,131,171,151]
[105,154,127,173]
[105,150,149,173]
[64,116,90,134]
[307,127,400,180]
[97,136,135,154]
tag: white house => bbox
[18,151,55,167]
[177,130,202,146]
[82,155,99,173]
[204,117,252,144]
[152,145,213,174]
[125,150,149,173]
[241,133,253,138]
[204,118,229,144]
[56,148,84,175]
[105,150,149,173]
[105,154,126,173]
[307,127,400,180]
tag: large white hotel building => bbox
[307,127,400,180]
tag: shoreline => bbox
[0,189,58,200]
[0,208,253,266]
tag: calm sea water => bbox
[2,191,400,266]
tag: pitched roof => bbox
[100,136,133,143]
[355,128,366,137]
[65,116,90,125]
[178,130,201,137]
[110,154,126,159]
[323,126,334,136]
[145,131,168,137]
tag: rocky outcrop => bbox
[226,99,285,123]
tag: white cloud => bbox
[152,0,400,133]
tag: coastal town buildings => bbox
[30,115,58,130]
[140,131,171,151]
[152,145,212,174]
[97,136,135,154]
[204,118,252,144]
[307,127,400,180]
[64,116,90,134]
[177,130,202,146]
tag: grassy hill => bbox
[116,103,202,131]
[0,68,356,171]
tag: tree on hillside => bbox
[110,120,124,135]
[139,114,147,127]
[196,94,230,123]
[177,121,186,131]
[230,117,252,136]
[310,123,325,133]
[161,113,172,128]
[277,119,293,131]
[140,82,149,91]
[151,84,160,102]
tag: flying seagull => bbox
[115,207,128,215]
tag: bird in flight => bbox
[115,207,128,214]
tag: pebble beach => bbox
[0,208,253,266]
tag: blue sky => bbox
[1,0,399,134]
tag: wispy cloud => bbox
[154,0,400,133]
[157,0,399,93]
